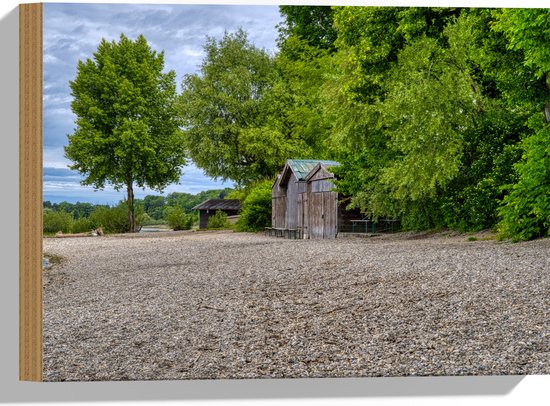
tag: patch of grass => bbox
[44,254,65,267]
[467,236,478,242]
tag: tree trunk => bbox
[127,179,135,233]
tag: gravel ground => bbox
[43,230,550,381]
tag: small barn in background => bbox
[192,199,241,229]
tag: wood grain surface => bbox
[19,2,43,382]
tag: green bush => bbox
[89,205,131,234]
[43,209,74,234]
[165,206,194,230]
[207,210,231,229]
[71,217,95,233]
[498,117,550,241]
[236,180,272,232]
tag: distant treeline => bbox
[43,188,234,234]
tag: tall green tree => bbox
[179,29,312,186]
[271,6,339,167]
[65,34,186,232]
[274,36,334,158]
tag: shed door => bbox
[309,191,338,239]
[323,191,338,238]
[272,196,286,228]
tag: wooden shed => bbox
[192,199,241,229]
[272,159,340,238]
[271,159,364,239]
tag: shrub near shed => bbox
[207,210,231,229]
[165,206,195,230]
[236,180,272,232]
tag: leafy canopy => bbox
[278,6,337,52]
[179,29,317,186]
[323,8,540,232]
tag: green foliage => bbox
[71,217,95,234]
[379,32,475,201]
[498,118,550,241]
[278,6,337,51]
[180,30,278,185]
[180,30,319,186]
[43,201,103,219]
[140,217,166,226]
[66,34,186,232]
[43,209,74,234]
[274,37,334,158]
[492,9,550,240]
[493,9,550,80]
[332,7,460,102]
[143,195,166,220]
[329,11,480,226]
[324,8,544,233]
[164,189,233,213]
[225,188,248,201]
[136,212,152,227]
[165,206,195,231]
[207,210,231,230]
[89,205,132,234]
[42,189,234,234]
[236,180,273,232]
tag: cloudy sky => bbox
[43,2,282,204]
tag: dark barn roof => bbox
[191,199,241,211]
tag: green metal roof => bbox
[287,159,339,181]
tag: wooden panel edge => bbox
[19,2,43,382]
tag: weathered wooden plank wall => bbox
[271,178,286,228]
[308,190,338,239]
[284,176,306,229]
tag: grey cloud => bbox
[43,3,281,203]
[43,166,81,180]
[43,161,232,205]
